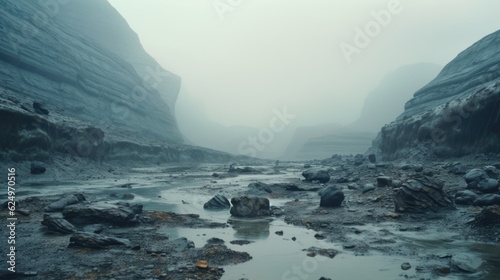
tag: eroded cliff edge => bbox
[0,0,233,163]
[374,30,500,160]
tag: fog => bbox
[108,0,500,159]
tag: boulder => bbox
[302,168,330,183]
[45,194,86,212]
[472,206,500,227]
[33,102,49,115]
[230,196,270,217]
[362,183,376,193]
[377,176,392,187]
[368,153,376,163]
[464,168,487,183]
[319,187,345,207]
[62,203,138,225]
[454,190,478,205]
[393,176,454,213]
[204,195,231,210]
[41,214,77,234]
[69,232,130,248]
[473,194,500,206]
[353,154,364,166]
[248,182,272,193]
[475,178,499,193]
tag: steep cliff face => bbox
[0,0,232,162]
[55,0,181,114]
[0,0,183,144]
[374,30,500,160]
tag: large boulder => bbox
[45,194,86,212]
[454,190,478,205]
[302,168,330,183]
[62,203,138,225]
[319,187,344,207]
[69,232,130,248]
[230,196,270,217]
[41,214,77,234]
[473,194,500,206]
[204,195,231,210]
[393,176,454,213]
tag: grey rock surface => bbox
[230,196,270,217]
[374,30,500,160]
[302,168,330,183]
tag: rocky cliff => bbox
[0,0,232,162]
[374,30,500,160]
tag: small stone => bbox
[275,230,284,236]
[401,262,412,270]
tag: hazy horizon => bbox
[107,0,500,158]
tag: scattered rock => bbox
[368,153,376,163]
[122,193,135,200]
[393,176,454,213]
[204,195,231,210]
[377,176,392,187]
[413,164,424,172]
[248,182,272,193]
[230,240,254,246]
[69,232,130,248]
[483,166,499,178]
[45,194,85,212]
[472,194,500,206]
[33,101,49,115]
[353,154,364,166]
[302,168,330,183]
[62,202,139,225]
[230,196,270,217]
[319,187,345,207]
[41,214,77,234]
[475,178,499,193]
[303,247,339,258]
[30,163,46,174]
[464,168,487,183]
[229,165,261,174]
[401,262,412,270]
[362,183,375,193]
[472,206,500,227]
[454,190,478,205]
[347,183,360,190]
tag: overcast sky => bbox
[108,0,500,129]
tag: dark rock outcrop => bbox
[393,176,454,213]
[454,190,478,205]
[41,214,77,234]
[473,194,500,206]
[374,30,500,160]
[0,0,240,163]
[302,168,330,183]
[319,187,345,207]
[203,195,231,210]
[230,196,270,217]
[45,194,85,212]
[69,232,130,248]
[62,203,138,225]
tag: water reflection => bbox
[229,218,271,240]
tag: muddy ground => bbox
[0,153,499,280]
